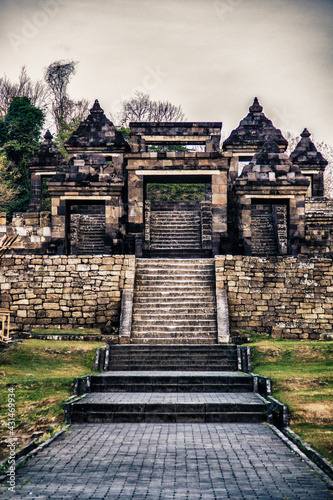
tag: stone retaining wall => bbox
[215,255,333,340]
[0,255,135,332]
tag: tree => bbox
[118,91,185,126]
[0,97,44,213]
[44,60,77,132]
[0,66,49,118]
[44,60,90,150]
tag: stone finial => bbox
[300,128,311,138]
[249,97,263,113]
[44,130,53,141]
[90,99,104,114]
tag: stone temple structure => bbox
[1,97,333,342]
[1,97,331,257]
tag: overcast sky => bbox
[0,0,332,144]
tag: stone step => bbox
[69,392,267,424]
[131,332,217,340]
[89,372,253,393]
[130,338,217,345]
[150,244,201,249]
[133,313,216,321]
[108,345,235,352]
[107,345,237,365]
[133,299,217,307]
[132,318,216,327]
[135,277,214,286]
[136,259,214,266]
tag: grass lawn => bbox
[0,339,102,461]
[246,333,333,464]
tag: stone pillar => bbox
[105,196,122,253]
[127,171,144,233]
[239,195,252,255]
[200,201,212,250]
[211,171,228,238]
[29,173,42,211]
[144,200,151,249]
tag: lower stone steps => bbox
[70,392,267,424]
[107,345,238,370]
[89,371,254,393]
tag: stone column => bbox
[211,171,228,241]
[127,171,144,233]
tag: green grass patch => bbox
[31,328,101,336]
[246,336,333,464]
[147,183,205,202]
[0,339,102,460]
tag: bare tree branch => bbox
[118,91,185,126]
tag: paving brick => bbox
[1,423,331,499]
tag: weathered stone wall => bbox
[0,212,52,254]
[215,255,333,340]
[305,198,333,254]
[0,255,135,332]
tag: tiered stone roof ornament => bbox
[28,130,67,211]
[289,129,328,197]
[29,130,66,169]
[290,128,328,168]
[237,140,308,186]
[223,98,288,153]
[65,100,130,153]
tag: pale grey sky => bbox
[0,0,332,143]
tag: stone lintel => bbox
[134,170,221,176]
[141,135,211,143]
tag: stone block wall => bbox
[0,255,135,333]
[0,212,52,254]
[215,255,333,340]
[305,198,333,254]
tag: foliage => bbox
[0,97,44,214]
[247,337,333,463]
[118,91,185,127]
[147,183,205,202]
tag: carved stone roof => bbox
[29,130,66,168]
[65,100,130,152]
[49,153,123,185]
[290,128,328,169]
[223,98,288,152]
[236,141,309,186]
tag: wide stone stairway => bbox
[69,345,268,424]
[69,258,269,423]
[131,259,218,344]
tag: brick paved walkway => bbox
[1,423,332,499]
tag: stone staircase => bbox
[75,214,106,254]
[251,206,279,256]
[150,210,201,250]
[130,259,217,344]
[69,345,269,424]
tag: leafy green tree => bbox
[0,97,44,213]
